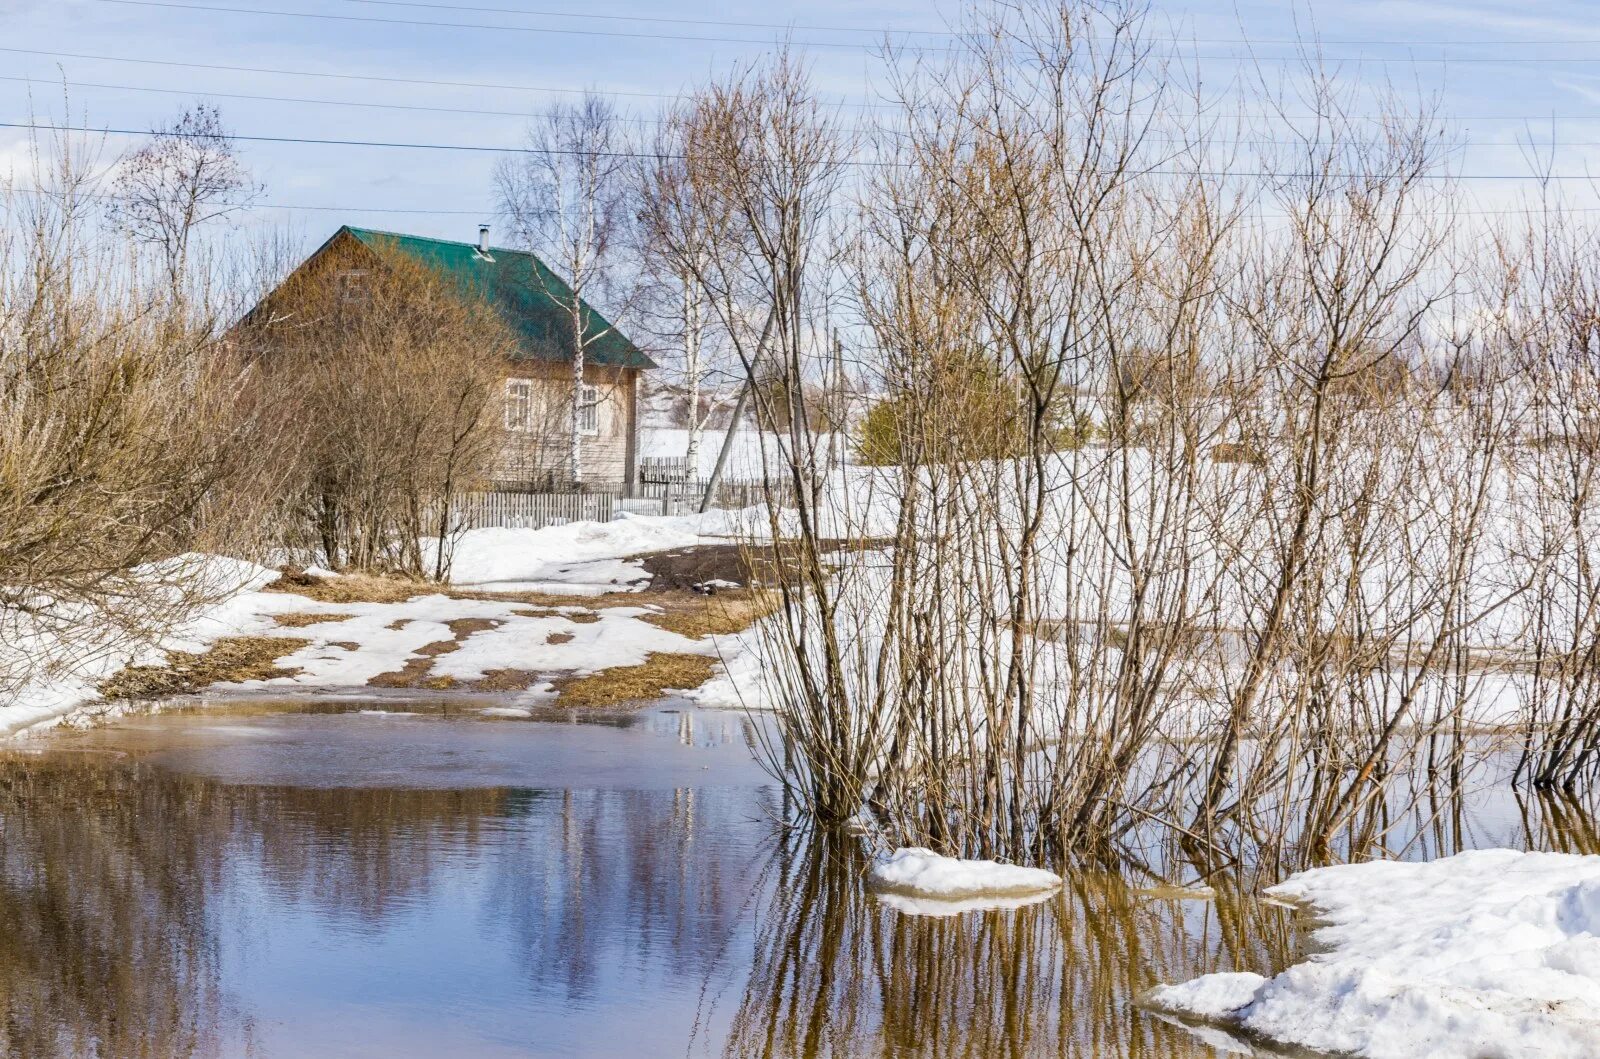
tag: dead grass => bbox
[263,570,425,604]
[446,617,502,636]
[451,587,640,608]
[551,653,717,708]
[272,612,353,629]
[640,589,776,639]
[471,669,544,692]
[547,631,575,645]
[367,652,457,690]
[99,636,309,701]
[510,606,602,624]
[1212,442,1266,466]
[365,618,502,689]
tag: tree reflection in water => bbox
[0,732,1592,1059]
[711,834,1303,1059]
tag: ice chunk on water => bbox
[866,847,1062,900]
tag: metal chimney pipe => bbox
[478,225,490,254]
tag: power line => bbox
[19,75,1600,148]
[8,182,1600,221]
[96,0,936,51]
[6,119,1600,180]
[341,0,954,37]
[0,45,898,109]
[0,74,670,124]
[340,0,1600,48]
[95,0,1600,62]
[15,46,1600,126]
[5,184,487,214]
[19,78,1600,149]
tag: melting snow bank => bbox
[0,556,280,737]
[438,509,766,592]
[867,847,1062,908]
[1146,849,1600,1059]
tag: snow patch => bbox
[867,847,1062,900]
[1147,849,1600,1059]
[440,512,749,591]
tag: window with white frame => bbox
[337,268,369,305]
[504,378,534,431]
[578,383,600,436]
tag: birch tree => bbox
[638,134,730,476]
[495,95,633,489]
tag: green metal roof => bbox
[337,226,652,370]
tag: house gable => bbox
[242,226,653,371]
[344,227,652,370]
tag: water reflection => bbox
[0,756,226,1058]
[0,710,1588,1057]
[711,837,1301,1059]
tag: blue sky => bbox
[2,0,1599,248]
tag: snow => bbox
[867,847,1063,900]
[684,634,773,711]
[640,426,852,479]
[427,605,708,682]
[441,515,736,592]
[1,510,757,731]
[0,555,281,738]
[1146,849,1600,1059]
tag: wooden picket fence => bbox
[452,490,619,530]
[452,477,790,529]
[635,476,793,513]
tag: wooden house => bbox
[240,225,653,493]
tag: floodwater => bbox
[0,703,1574,1059]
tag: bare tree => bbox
[495,94,635,489]
[107,103,261,299]
[238,243,514,579]
[637,128,737,476]
[0,128,262,707]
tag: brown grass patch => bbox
[263,569,427,604]
[547,631,575,645]
[446,617,502,636]
[509,606,603,625]
[367,653,458,690]
[365,618,501,688]
[272,612,353,629]
[327,641,361,651]
[551,653,716,708]
[99,636,309,701]
[511,607,561,619]
[640,589,775,639]
[385,619,413,631]
[1212,442,1266,467]
[469,669,544,692]
[448,587,641,608]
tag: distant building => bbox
[239,225,653,493]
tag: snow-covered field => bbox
[1147,849,1600,1059]
[0,512,761,737]
[639,426,852,479]
[441,510,763,593]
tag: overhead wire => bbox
[93,0,1600,63]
